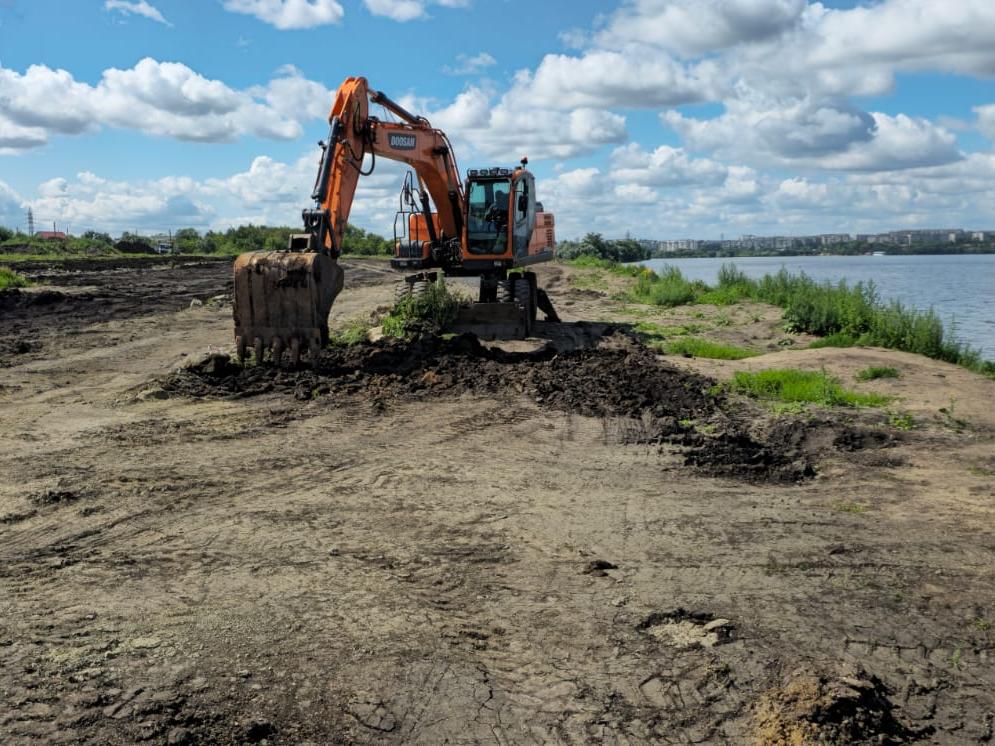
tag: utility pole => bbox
[26,207,34,236]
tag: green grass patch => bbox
[887,411,916,430]
[329,317,372,346]
[726,368,890,407]
[381,278,462,338]
[808,332,859,349]
[833,500,870,514]
[856,366,901,381]
[0,266,30,290]
[666,337,758,360]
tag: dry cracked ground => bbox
[1,258,993,745]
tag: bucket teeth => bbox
[233,251,343,367]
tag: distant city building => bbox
[148,233,175,254]
[636,227,991,254]
[35,231,66,240]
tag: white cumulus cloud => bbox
[104,0,171,25]
[222,0,344,29]
[443,52,496,76]
[0,59,333,151]
[362,0,468,22]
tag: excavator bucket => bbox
[232,251,344,366]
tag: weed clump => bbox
[856,366,901,381]
[381,278,463,338]
[0,266,30,290]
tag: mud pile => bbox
[752,666,924,744]
[164,331,830,483]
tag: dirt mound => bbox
[752,666,924,745]
[168,331,717,421]
[163,332,875,483]
[0,287,73,310]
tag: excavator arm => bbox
[305,76,464,256]
[232,76,465,365]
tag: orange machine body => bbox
[313,76,554,275]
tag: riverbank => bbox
[573,256,994,378]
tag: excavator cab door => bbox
[511,172,536,258]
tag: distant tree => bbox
[0,226,13,242]
[554,233,649,263]
[610,238,650,263]
[174,228,201,254]
[81,230,113,245]
[115,233,154,254]
[342,224,392,255]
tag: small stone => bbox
[167,727,191,745]
[328,547,340,556]
[189,677,208,691]
[189,299,203,308]
[611,597,628,607]
[702,618,731,632]
[237,670,251,678]
[130,636,161,649]
[583,559,618,576]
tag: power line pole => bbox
[27,207,34,236]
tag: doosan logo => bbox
[389,133,417,150]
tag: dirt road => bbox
[1,259,993,744]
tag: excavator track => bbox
[232,251,344,366]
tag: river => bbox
[637,254,995,359]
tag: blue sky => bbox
[1,0,994,239]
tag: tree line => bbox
[0,224,394,256]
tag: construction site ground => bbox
[1,258,993,745]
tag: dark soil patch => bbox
[162,331,875,484]
[30,488,82,506]
[172,333,825,483]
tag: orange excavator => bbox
[232,76,558,365]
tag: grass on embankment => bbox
[724,369,891,408]
[568,257,993,378]
[664,337,759,360]
[632,321,758,359]
[856,366,901,381]
[0,266,30,290]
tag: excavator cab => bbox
[465,171,514,256]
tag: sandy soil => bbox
[1,259,993,745]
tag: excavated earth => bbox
[165,332,848,484]
[1,258,994,745]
